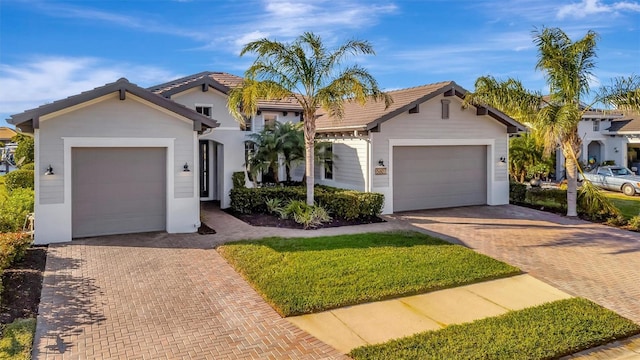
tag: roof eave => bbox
[8,78,219,132]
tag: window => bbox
[263,113,277,129]
[241,117,253,132]
[441,99,450,119]
[593,120,600,131]
[195,105,212,118]
[323,144,333,180]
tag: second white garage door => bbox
[72,147,166,238]
[393,146,487,212]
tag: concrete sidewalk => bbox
[288,274,572,353]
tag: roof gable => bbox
[7,78,219,133]
[316,81,524,134]
[149,71,303,112]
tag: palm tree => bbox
[466,27,640,217]
[228,32,391,205]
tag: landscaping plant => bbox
[227,32,391,205]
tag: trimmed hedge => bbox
[230,186,384,220]
[19,163,34,171]
[232,171,246,188]
[509,182,527,203]
[4,170,34,191]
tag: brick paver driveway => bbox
[395,205,640,324]
[33,232,347,359]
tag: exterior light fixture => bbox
[378,159,385,167]
[614,147,619,153]
[45,165,54,175]
[183,162,190,172]
[499,157,506,163]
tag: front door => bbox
[199,141,209,198]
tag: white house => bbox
[555,110,640,179]
[7,78,219,244]
[8,73,524,243]
[313,81,524,214]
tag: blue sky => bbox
[1,0,639,128]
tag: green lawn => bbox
[604,191,640,219]
[0,318,36,360]
[349,298,640,360]
[218,231,520,316]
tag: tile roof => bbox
[315,81,524,133]
[316,82,453,131]
[0,127,17,141]
[608,112,640,132]
[8,78,219,133]
[149,71,303,111]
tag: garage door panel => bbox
[393,146,487,212]
[72,148,166,238]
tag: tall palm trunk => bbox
[563,140,580,217]
[304,111,316,205]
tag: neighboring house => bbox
[0,127,17,143]
[314,81,524,214]
[8,78,218,244]
[554,110,640,179]
[7,73,524,244]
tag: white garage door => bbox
[72,148,166,238]
[393,146,487,212]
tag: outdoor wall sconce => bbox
[183,162,190,172]
[45,165,54,176]
[614,147,619,153]
[378,159,385,167]
[499,157,506,163]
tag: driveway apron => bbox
[395,204,640,324]
[33,231,347,360]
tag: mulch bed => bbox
[0,246,47,325]
[226,210,385,229]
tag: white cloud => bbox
[217,0,397,53]
[0,57,181,116]
[34,2,209,41]
[557,0,640,19]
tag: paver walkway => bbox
[33,204,407,360]
[395,204,640,324]
[34,233,349,360]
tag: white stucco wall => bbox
[171,87,302,208]
[35,93,200,244]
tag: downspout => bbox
[366,134,372,193]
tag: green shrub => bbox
[0,188,35,233]
[230,186,384,219]
[12,134,34,166]
[19,163,34,170]
[279,200,331,229]
[232,171,246,188]
[0,233,32,269]
[265,198,284,215]
[526,188,567,208]
[4,170,34,191]
[628,215,640,231]
[509,182,527,203]
[0,318,36,360]
[602,160,616,166]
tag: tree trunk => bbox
[563,141,580,217]
[304,112,316,205]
